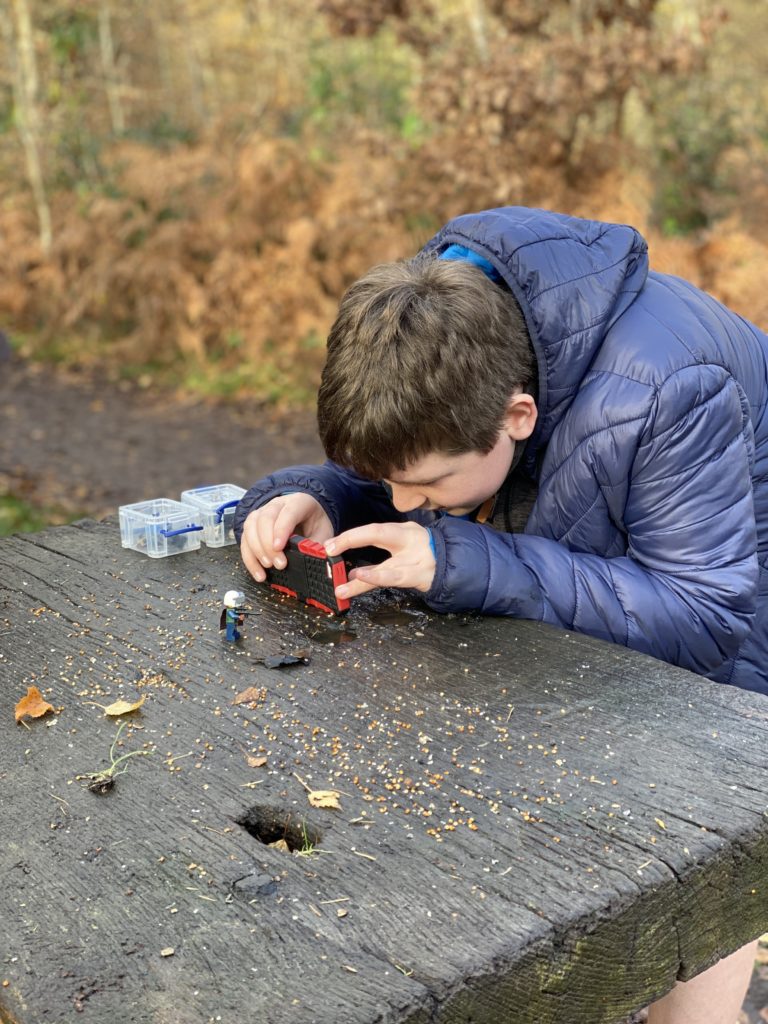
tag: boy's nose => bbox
[390,484,426,513]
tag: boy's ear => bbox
[503,392,537,441]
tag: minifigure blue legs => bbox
[221,589,246,642]
[226,606,242,641]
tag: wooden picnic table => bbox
[1,517,767,1024]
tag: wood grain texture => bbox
[1,518,767,1024]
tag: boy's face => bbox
[384,434,516,514]
[384,392,537,516]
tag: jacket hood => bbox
[423,207,649,458]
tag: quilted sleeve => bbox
[234,461,402,543]
[425,366,759,678]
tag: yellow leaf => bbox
[308,789,342,810]
[15,685,54,723]
[103,696,146,716]
[654,818,667,830]
[84,695,146,716]
[269,838,290,853]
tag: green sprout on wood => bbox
[76,721,151,794]
[296,820,316,857]
[294,820,333,859]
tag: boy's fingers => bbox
[254,507,285,567]
[243,507,276,563]
[337,561,415,598]
[326,523,394,556]
[240,541,266,582]
[335,563,384,599]
[272,503,301,552]
[335,576,379,599]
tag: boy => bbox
[235,207,766,1020]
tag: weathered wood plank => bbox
[1,518,767,1024]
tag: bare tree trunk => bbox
[177,0,220,124]
[146,0,178,120]
[98,0,126,135]
[190,2,220,118]
[569,0,584,43]
[464,0,489,61]
[4,0,52,252]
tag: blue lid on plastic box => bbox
[180,484,246,547]
[119,498,204,558]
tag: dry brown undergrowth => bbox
[1,132,766,399]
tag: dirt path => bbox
[0,358,323,522]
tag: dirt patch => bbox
[0,357,323,523]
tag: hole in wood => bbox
[236,804,322,853]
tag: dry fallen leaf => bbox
[246,755,268,768]
[232,687,266,706]
[293,772,342,810]
[15,686,54,724]
[84,695,146,716]
[269,838,290,853]
[102,696,146,716]
[307,789,342,810]
[654,818,667,830]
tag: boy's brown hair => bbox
[317,255,535,480]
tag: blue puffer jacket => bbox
[235,208,768,695]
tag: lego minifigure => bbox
[220,589,247,641]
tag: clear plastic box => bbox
[179,484,246,547]
[119,498,204,558]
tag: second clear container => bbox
[180,484,246,547]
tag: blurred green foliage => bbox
[124,114,198,150]
[45,8,97,65]
[0,495,62,536]
[654,85,737,234]
[296,29,419,140]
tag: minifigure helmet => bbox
[223,590,245,608]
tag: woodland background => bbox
[3,5,768,1016]
[1,0,768,407]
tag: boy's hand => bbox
[240,493,333,582]
[325,522,436,599]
